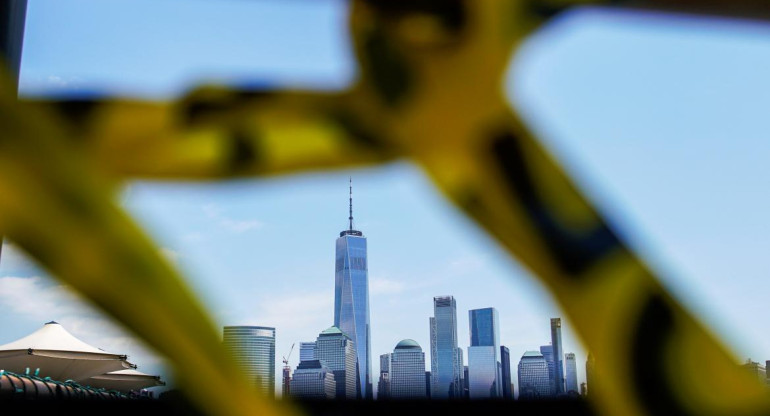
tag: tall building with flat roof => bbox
[468,308,501,398]
[550,318,565,394]
[315,326,357,399]
[565,352,578,394]
[223,326,275,397]
[430,295,463,398]
[334,179,372,398]
[518,351,551,399]
[391,339,427,399]
[500,346,513,399]
[586,353,595,397]
[463,366,469,398]
[282,365,291,397]
[378,353,391,399]
[540,344,556,396]
[290,360,336,399]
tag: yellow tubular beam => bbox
[0,78,298,415]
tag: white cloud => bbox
[203,203,263,234]
[181,232,204,243]
[247,291,332,333]
[219,218,263,233]
[370,276,405,295]
[447,254,485,275]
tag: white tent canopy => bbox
[0,321,133,383]
[86,369,165,393]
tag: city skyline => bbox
[0,173,594,398]
[5,0,770,401]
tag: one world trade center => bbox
[334,179,372,398]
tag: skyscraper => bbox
[315,326,357,399]
[390,339,427,399]
[565,352,578,394]
[223,326,275,397]
[334,179,372,398]
[378,353,391,399]
[290,360,336,399]
[540,344,556,396]
[550,318,565,394]
[463,366,469,398]
[518,351,551,399]
[500,346,513,399]
[430,295,463,398]
[299,342,316,362]
[586,353,595,397]
[282,365,291,397]
[467,307,501,398]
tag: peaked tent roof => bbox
[0,321,109,353]
[86,369,165,393]
[0,322,133,383]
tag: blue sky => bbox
[2,0,770,398]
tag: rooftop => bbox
[319,326,350,339]
[395,339,421,351]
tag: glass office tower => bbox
[334,180,372,398]
[467,307,501,398]
[518,351,551,399]
[540,344,556,396]
[315,326,357,399]
[299,342,316,362]
[430,295,463,398]
[390,339,427,399]
[550,318,565,394]
[290,360,336,399]
[500,346,513,399]
[223,326,276,397]
[565,352,578,394]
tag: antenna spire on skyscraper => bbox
[349,177,353,231]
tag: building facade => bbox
[315,326,357,399]
[467,308,501,399]
[222,326,275,397]
[290,360,336,399]
[565,352,578,394]
[586,353,595,397]
[282,365,291,397]
[500,346,513,399]
[550,318,565,394]
[463,366,469,398]
[390,339,427,399]
[378,353,391,399]
[518,351,551,399]
[742,359,768,385]
[430,296,464,398]
[299,342,316,362]
[540,345,556,396]
[334,181,372,398]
